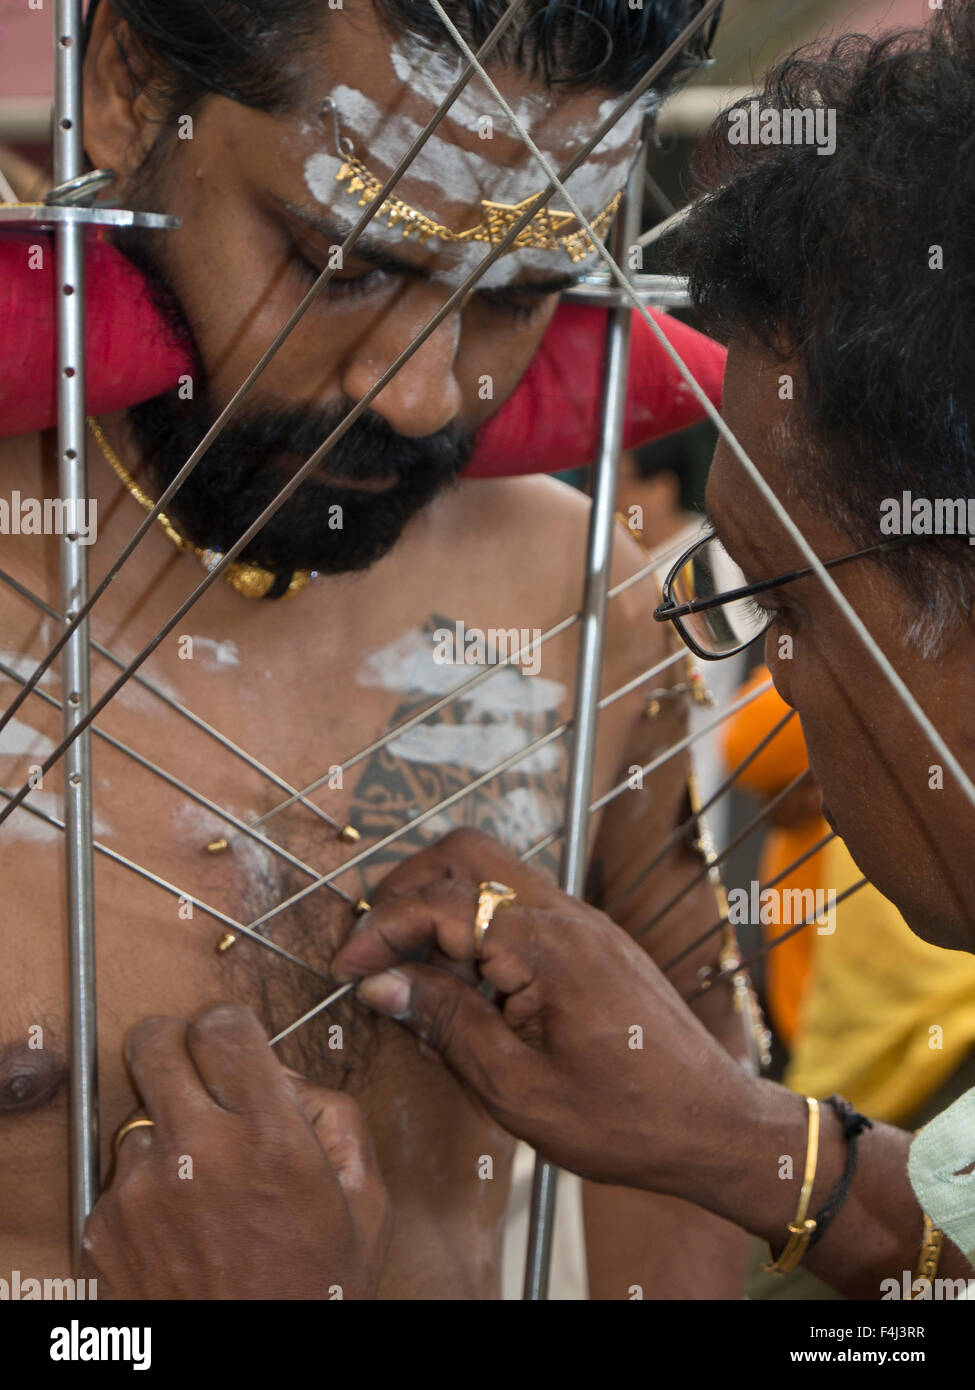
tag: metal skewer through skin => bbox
[211,648,686,948]
[1,546,693,967]
[0,639,745,1058]
[268,984,358,1048]
[0,0,532,747]
[0,566,346,832]
[426,0,975,815]
[259,680,791,1046]
[0,0,722,825]
[33,0,531,1263]
[20,645,789,970]
[0,660,357,907]
[260,776,844,1175]
[0,538,687,848]
[0,549,683,909]
[0,791,331,982]
[246,539,691,833]
[27,0,770,1290]
[0,539,685,888]
[5,642,771,987]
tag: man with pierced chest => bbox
[1,0,751,1298]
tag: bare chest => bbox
[0,586,579,1193]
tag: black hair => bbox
[672,1,975,638]
[83,0,720,117]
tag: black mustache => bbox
[113,223,472,579]
[214,402,472,482]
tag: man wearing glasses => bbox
[331,1,975,1297]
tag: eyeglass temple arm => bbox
[653,537,908,623]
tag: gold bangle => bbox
[763,1096,821,1275]
[909,1213,944,1297]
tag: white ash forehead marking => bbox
[389,37,554,135]
[325,81,636,194]
[304,146,620,292]
[308,58,642,294]
[388,39,646,156]
[305,79,634,269]
[323,85,626,209]
[305,150,605,289]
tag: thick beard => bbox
[114,218,472,581]
[127,388,471,577]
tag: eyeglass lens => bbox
[671,536,773,656]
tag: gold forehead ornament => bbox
[335,155,623,265]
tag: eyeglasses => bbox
[652,528,912,660]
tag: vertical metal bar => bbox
[523,146,647,1300]
[54,0,99,1266]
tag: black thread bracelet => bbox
[807,1094,873,1249]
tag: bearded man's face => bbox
[83,0,643,576]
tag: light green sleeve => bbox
[908,1086,975,1267]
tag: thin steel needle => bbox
[0,0,533,746]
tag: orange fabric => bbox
[723,668,810,793]
[721,669,828,1047]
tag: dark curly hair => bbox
[673,1,975,647]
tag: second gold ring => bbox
[113,1115,155,1159]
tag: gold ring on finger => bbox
[113,1115,155,1159]
[473,880,517,961]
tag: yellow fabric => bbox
[786,838,975,1124]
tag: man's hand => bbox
[332,828,758,1195]
[80,1003,390,1300]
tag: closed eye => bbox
[290,236,577,320]
[472,274,580,324]
[473,287,552,325]
[290,246,389,300]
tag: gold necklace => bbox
[87,418,314,600]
